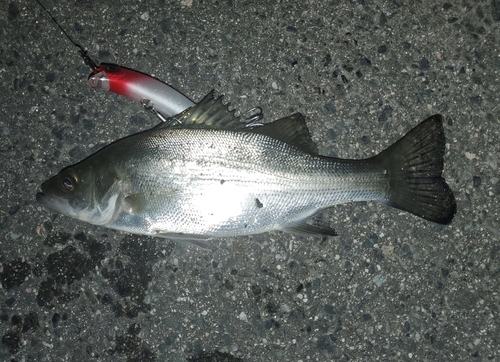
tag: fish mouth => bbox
[37,174,66,212]
[36,191,70,215]
[36,192,49,206]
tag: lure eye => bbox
[60,175,76,192]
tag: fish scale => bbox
[106,127,384,236]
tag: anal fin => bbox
[283,211,337,237]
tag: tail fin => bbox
[373,115,456,224]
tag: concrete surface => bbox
[0,0,499,360]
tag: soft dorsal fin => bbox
[249,113,318,155]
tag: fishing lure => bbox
[35,0,264,124]
[87,64,264,125]
[88,64,195,119]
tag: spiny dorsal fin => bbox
[249,113,319,155]
[172,90,242,129]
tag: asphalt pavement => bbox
[0,0,499,360]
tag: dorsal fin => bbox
[167,90,242,129]
[155,91,319,155]
[249,113,318,155]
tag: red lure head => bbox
[87,64,141,96]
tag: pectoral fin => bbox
[121,189,180,214]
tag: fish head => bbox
[37,163,119,226]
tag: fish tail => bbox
[373,114,456,224]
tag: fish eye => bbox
[60,175,77,192]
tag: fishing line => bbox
[33,0,264,123]
[34,0,97,69]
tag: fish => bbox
[36,91,456,246]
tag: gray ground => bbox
[0,0,499,361]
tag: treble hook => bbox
[243,106,264,128]
[141,99,182,127]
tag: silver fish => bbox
[37,91,456,246]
